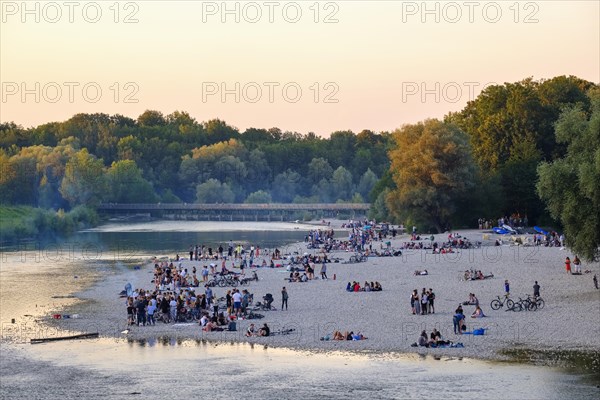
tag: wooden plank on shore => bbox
[30,332,99,344]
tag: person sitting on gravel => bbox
[463,293,479,306]
[414,270,428,276]
[245,323,256,337]
[417,330,429,347]
[471,306,486,318]
[258,323,270,337]
[202,320,224,332]
[429,329,451,346]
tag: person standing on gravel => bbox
[533,281,541,298]
[281,286,289,310]
[320,262,328,280]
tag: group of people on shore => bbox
[463,270,494,281]
[462,293,479,306]
[321,330,368,341]
[414,329,452,347]
[478,214,529,230]
[565,256,583,274]
[346,281,382,292]
[245,323,271,337]
[410,288,435,315]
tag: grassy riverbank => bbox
[0,205,99,243]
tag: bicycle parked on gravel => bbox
[510,294,538,312]
[490,294,514,310]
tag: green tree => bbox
[330,166,354,201]
[244,190,272,203]
[369,188,391,222]
[117,135,143,162]
[105,160,158,203]
[357,169,378,200]
[311,178,333,202]
[272,170,302,202]
[214,155,247,185]
[137,110,166,127]
[537,88,600,261]
[500,137,542,220]
[59,149,106,206]
[195,179,235,203]
[308,157,333,184]
[387,119,477,232]
[204,119,240,143]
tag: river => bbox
[0,221,597,399]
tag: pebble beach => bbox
[47,225,600,364]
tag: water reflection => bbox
[16,337,598,400]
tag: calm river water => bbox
[0,221,598,399]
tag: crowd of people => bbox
[478,214,529,230]
[125,257,265,328]
[463,269,494,281]
[320,330,368,341]
[345,281,382,292]
[118,220,599,355]
[410,288,435,315]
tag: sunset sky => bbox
[1,0,598,136]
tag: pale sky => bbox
[1,1,599,136]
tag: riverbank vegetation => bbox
[0,205,99,242]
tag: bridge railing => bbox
[98,203,371,211]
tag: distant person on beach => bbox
[593,274,598,290]
[232,289,242,316]
[573,256,581,274]
[453,306,465,334]
[205,286,213,307]
[533,281,540,297]
[428,289,435,313]
[471,306,486,318]
[565,257,571,274]
[320,262,328,280]
[420,289,428,315]
[281,286,288,310]
[259,323,270,337]
[410,290,419,315]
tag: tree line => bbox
[0,113,390,208]
[1,75,598,259]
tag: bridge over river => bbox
[97,203,370,221]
